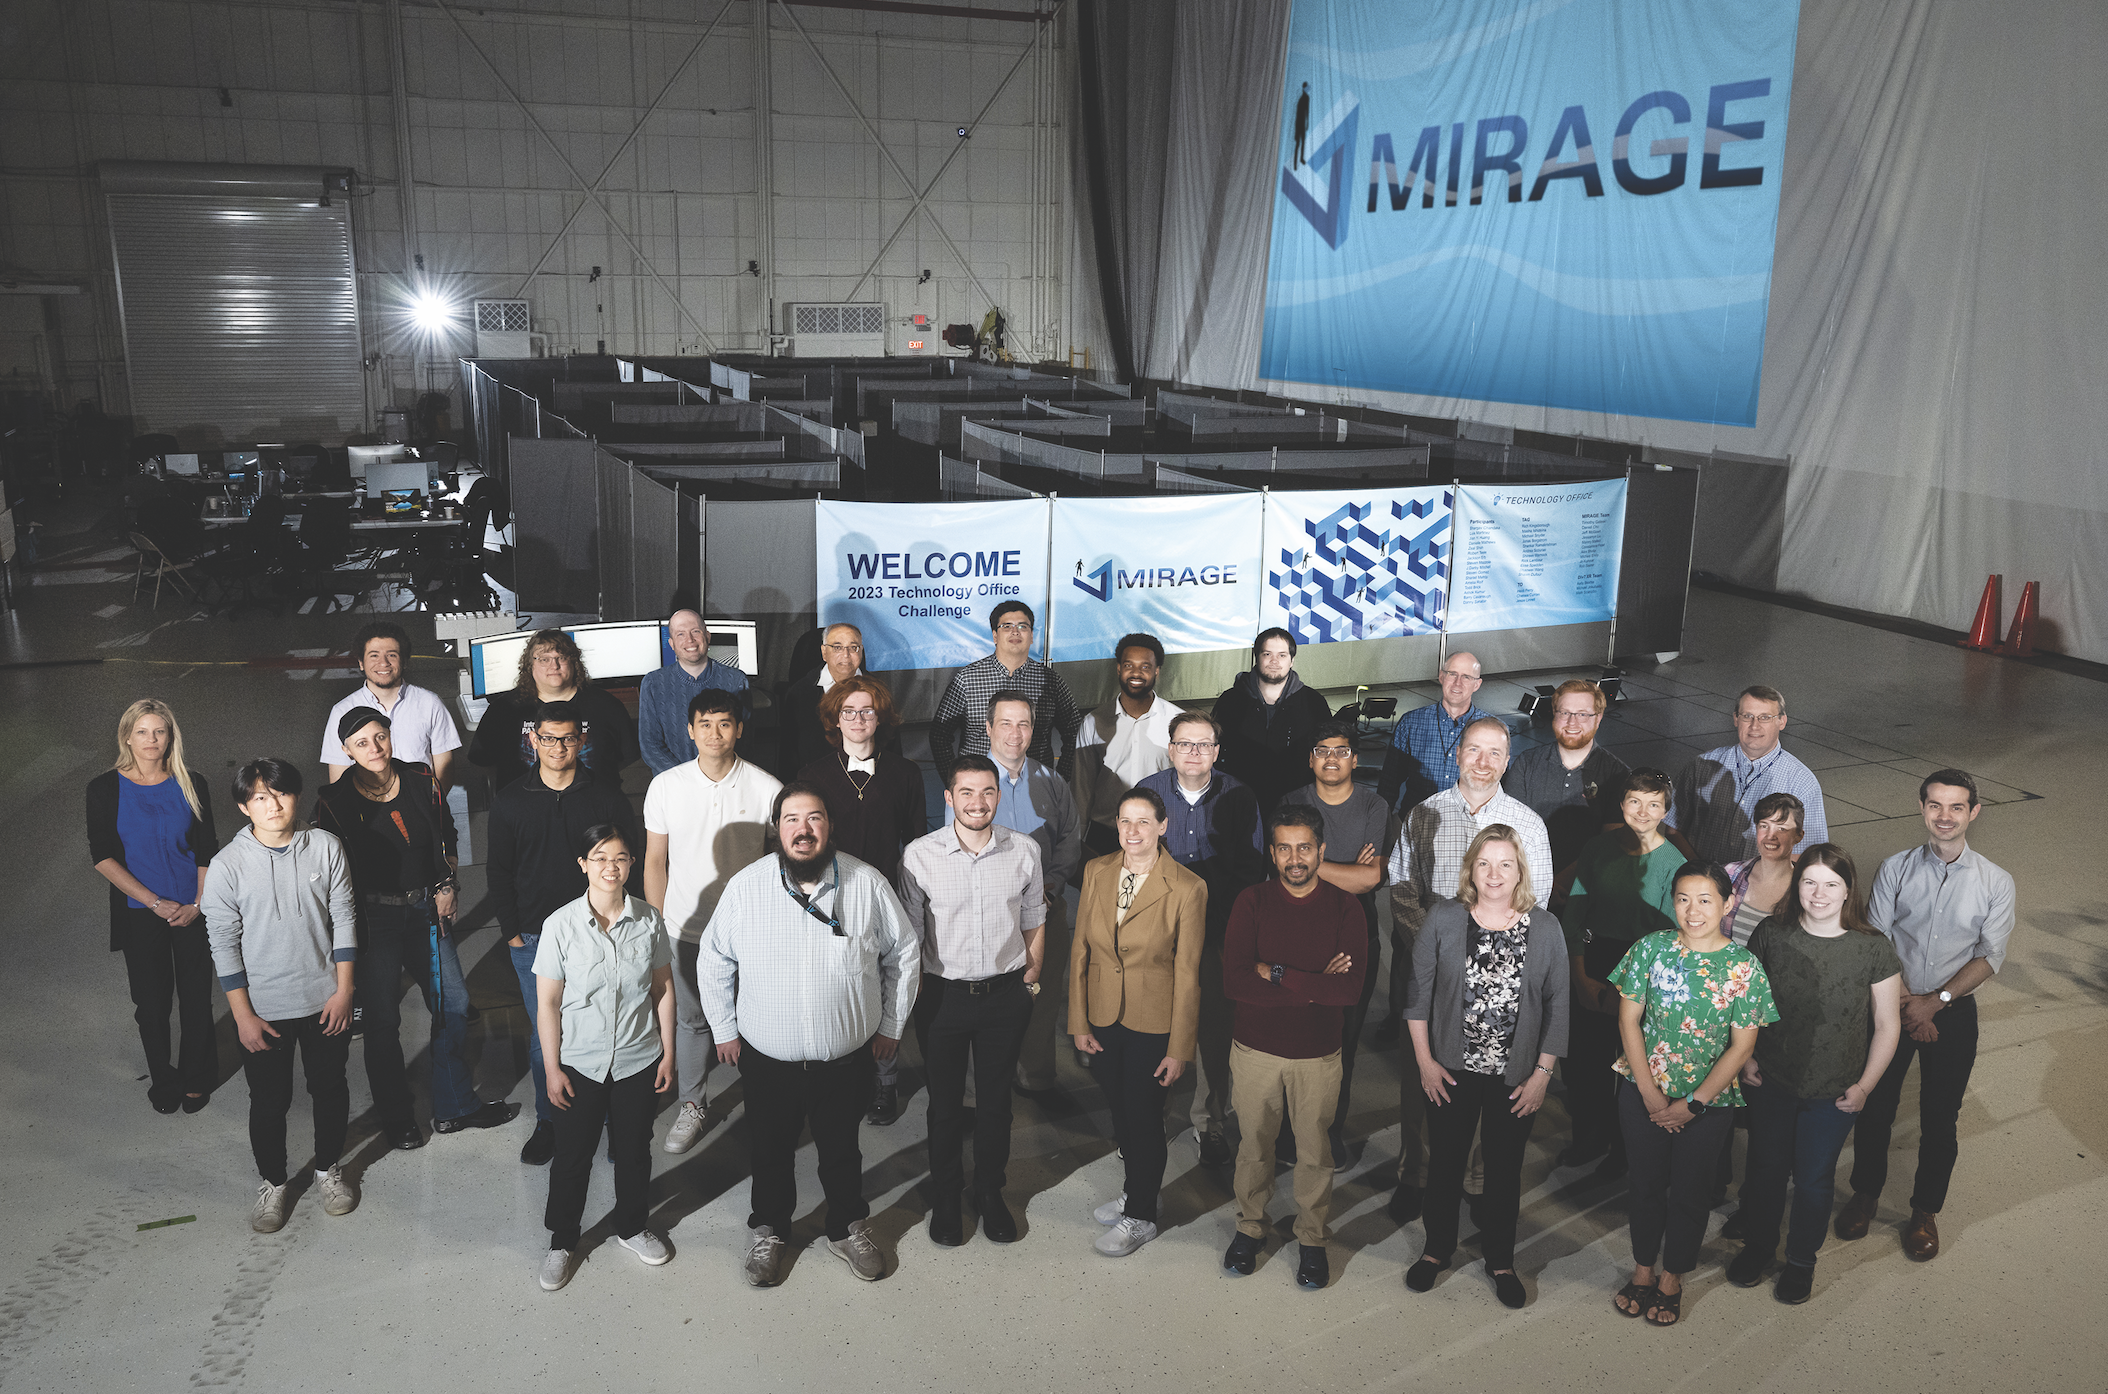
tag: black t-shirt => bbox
[332,782,440,892]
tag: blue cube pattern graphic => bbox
[1268,492,1452,643]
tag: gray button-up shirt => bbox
[897,822,1046,980]
[532,893,672,1083]
[697,851,919,1061]
[1867,841,2016,996]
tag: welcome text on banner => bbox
[815,499,1051,672]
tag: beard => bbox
[779,839,833,879]
[1554,727,1594,751]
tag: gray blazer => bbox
[1404,898,1571,1087]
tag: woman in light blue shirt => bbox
[533,823,675,1292]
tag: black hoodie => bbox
[486,768,641,938]
[1211,668,1333,812]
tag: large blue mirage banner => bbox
[1261,0,1802,426]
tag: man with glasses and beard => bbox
[1503,679,1631,881]
[696,785,919,1287]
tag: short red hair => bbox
[816,674,901,748]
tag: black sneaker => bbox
[433,1100,520,1134]
[388,1123,426,1150]
[519,1119,556,1166]
[867,1083,901,1127]
[1197,1128,1233,1167]
[1223,1233,1261,1276]
[1773,1261,1815,1304]
[1726,1245,1771,1288]
[1295,1244,1330,1290]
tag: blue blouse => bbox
[116,775,200,908]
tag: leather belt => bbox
[939,967,1027,996]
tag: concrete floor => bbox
[4,504,2105,1393]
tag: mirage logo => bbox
[1280,91,1360,250]
[1073,557,1239,602]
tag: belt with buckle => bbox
[942,967,1027,996]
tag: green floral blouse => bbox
[1607,930,1778,1107]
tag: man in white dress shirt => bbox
[1071,632,1182,855]
[319,621,460,788]
[698,784,918,1287]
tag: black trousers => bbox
[240,1013,351,1186]
[1091,1020,1173,1224]
[914,973,1033,1197]
[1849,993,1979,1214]
[1332,920,1383,1146]
[1564,936,1634,1163]
[544,1058,660,1251]
[1424,1068,1539,1269]
[1620,1079,1734,1274]
[742,1042,875,1242]
[119,913,219,1097]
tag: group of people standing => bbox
[86,603,2013,1317]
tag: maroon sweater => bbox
[1222,879,1368,1058]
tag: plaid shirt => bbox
[930,654,1083,773]
[1379,700,1493,811]
[896,822,1046,981]
[1385,784,1553,937]
[1667,742,1829,866]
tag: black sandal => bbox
[1644,1285,1684,1326]
[1614,1280,1655,1317]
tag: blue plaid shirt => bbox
[1668,742,1829,866]
[1379,700,1492,811]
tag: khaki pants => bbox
[1230,1041,1342,1245]
[1186,935,1234,1137]
[1014,891,1070,1090]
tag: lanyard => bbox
[781,856,844,935]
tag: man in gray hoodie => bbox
[204,758,359,1234]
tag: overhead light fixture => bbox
[410,293,456,334]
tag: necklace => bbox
[839,752,873,801]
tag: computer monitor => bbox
[164,453,201,476]
[468,619,760,698]
[222,450,261,473]
[364,458,429,496]
[348,444,408,479]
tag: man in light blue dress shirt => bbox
[1668,684,1829,865]
[985,690,1084,1095]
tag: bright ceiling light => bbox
[410,293,456,333]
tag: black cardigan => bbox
[86,767,219,952]
[795,749,927,883]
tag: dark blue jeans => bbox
[354,898,475,1128]
[1740,1076,1860,1266]
[510,934,554,1122]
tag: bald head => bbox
[821,622,865,682]
[1437,650,1484,716]
[668,609,709,668]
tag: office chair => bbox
[1337,685,1399,742]
[292,502,376,614]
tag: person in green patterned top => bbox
[1726,845,1901,1304]
[1606,861,1777,1327]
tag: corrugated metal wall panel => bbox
[104,190,364,440]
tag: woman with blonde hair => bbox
[1403,824,1570,1307]
[87,698,220,1113]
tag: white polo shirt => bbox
[644,756,783,943]
[319,683,462,768]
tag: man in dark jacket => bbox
[1212,628,1333,815]
[486,700,642,1166]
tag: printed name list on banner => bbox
[816,499,1050,672]
[1048,495,1264,664]
[1264,487,1454,643]
[1445,480,1629,633]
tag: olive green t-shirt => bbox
[1561,830,1683,957]
[1747,915,1902,1099]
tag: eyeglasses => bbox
[1169,740,1217,753]
[1311,744,1354,759]
[838,708,879,723]
[1439,670,1480,683]
[534,733,582,748]
[1734,712,1783,726]
[822,642,864,654]
[586,853,633,868]
[1553,709,1599,723]
[995,622,1033,634]
[533,654,568,667]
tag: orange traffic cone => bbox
[1996,581,2039,657]
[1959,575,2001,650]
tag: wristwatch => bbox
[1684,1096,1706,1116]
[1025,982,1041,997]
[1937,990,1954,1004]
[1269,963,1286,985]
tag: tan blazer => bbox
[1067,848,1207,1060]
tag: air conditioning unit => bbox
[782,302,886,358]
[474,299,538,357]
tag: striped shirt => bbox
[896,823,1045,981]
[1385,784,1554,937]
[696,851,919,1061]
[930,655,1083,773]
[1668,743,1829,866]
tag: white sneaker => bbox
[826,1219,886,1281]
[1092,1193,1128,1226]
[317,1165,357,1216]
[250,1181,291,1233]
[1093,1215,1158,1257]
[663,1100,711,1154]
[617,1229,672,1266]
[538,1248,572,1292]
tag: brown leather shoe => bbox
[1903,1209,1940,1261]
[1834,1191,1878,1241]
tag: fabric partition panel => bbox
[1262,486,1452,643]
[815,499,1051,674]
[1047,495,1263,663]
[595,450,634,621]
[630,470,681,624]
[508,437,600,612]
[705,498,821,690]
[1447,480,1629,634]
[1615,465,1701,657]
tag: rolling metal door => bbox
[101,163,364,440]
